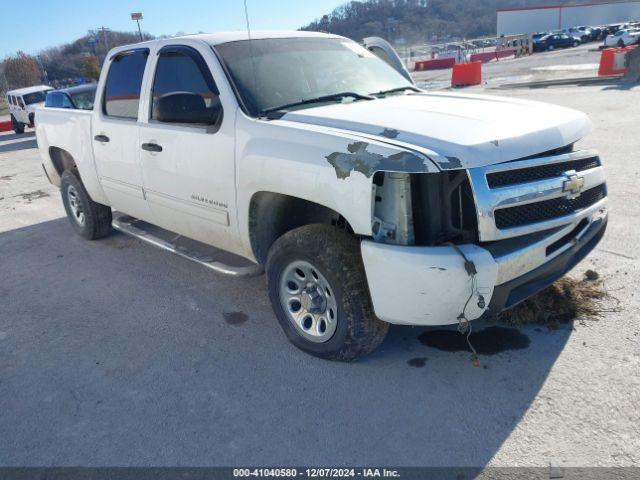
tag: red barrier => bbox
[0,120,12,133]
[451,61,482,87]
[470,52,498,63]
[598,47,633,76]
[414,57,456,71]
[495,48,517,59]
[470,49,516,63]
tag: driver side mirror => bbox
[155,92,221,125]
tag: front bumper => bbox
[361,213,607,326]
[487,215,607,314]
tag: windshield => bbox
[215,37,412,116]
[22,90,51,105]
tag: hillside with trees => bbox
[0,30,152,94]
[301,0,617,45]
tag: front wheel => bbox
[618,39,626,48]
[266,224,389,361]
[11,115,24,134]
[573,41,580,47]
[60,170,112,240]
[547,45,555,51]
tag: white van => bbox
[5,85,53,134]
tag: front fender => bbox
[235,112,437,256]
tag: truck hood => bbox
[26,102,44,113]
[281,92,592,170]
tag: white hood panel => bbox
[282,92,592,170]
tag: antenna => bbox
[243,0,260,115]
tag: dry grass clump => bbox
[498,272,619,329]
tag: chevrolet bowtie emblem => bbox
[563,173,585,197]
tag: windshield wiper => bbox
[261,91,375,117]
[372,86,422,97]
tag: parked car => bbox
[45,84,97,111]
[604,28,640,48]
[574,26,594,42]
[534,33,580,51]
[589,26,605,41]
[603,24,623,37]
[35,31,608,361]
[532,32,548,43]
[5,85,53,133]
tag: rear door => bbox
[138,42,238,252]
[15,96,28,123]
[92,48,153,221]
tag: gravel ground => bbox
[0,48,639,468]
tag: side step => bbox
[112,213,264,278]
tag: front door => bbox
[138,43,238,254]
[92,48,153,221]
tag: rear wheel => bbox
[266,224,389,361]
[547,45,555,51]
[60,170,112,240]
[11,115,24,134]
[618,39,626,48]
[573,41,580,48]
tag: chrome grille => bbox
[487,156,601,188]
[494,184,607,229]
[468,149,608,242]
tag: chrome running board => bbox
[112,213,264,278]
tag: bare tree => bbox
[83,55,102,82]
[3,52,42,90]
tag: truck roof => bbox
[6,85,53,96]
[55,83,97,95]
[111,30,344,53]
[191,30,343,45]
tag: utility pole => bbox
[97,26,111,59]
[131,12,144,41]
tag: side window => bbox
[151,47,221,125]
[7,96,13,105]
[61,94,74,109]
[103,49,149,119]
[45,92,60,108]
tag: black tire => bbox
[266,224,389,361]
[11,115,24,134]
[573,41,580,48]
[60,170,112,240]
[618,39,625,48]
[547,45,555,51]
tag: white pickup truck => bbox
[36,31,608,361]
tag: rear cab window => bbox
[103,49,149,119]
[45,92,74,109]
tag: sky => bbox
[0,0,345,58]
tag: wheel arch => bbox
[49,146,79,177]
[248,191,355,265]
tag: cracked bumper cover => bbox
[361,216,607,326]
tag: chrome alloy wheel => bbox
[66,185,85,225]
[279,260,338,343]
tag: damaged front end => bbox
[360,147,608,327]
[371,170,477,247]
[363,168,495,326]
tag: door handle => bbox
[141,143,163,153]
[94,134,110,143]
